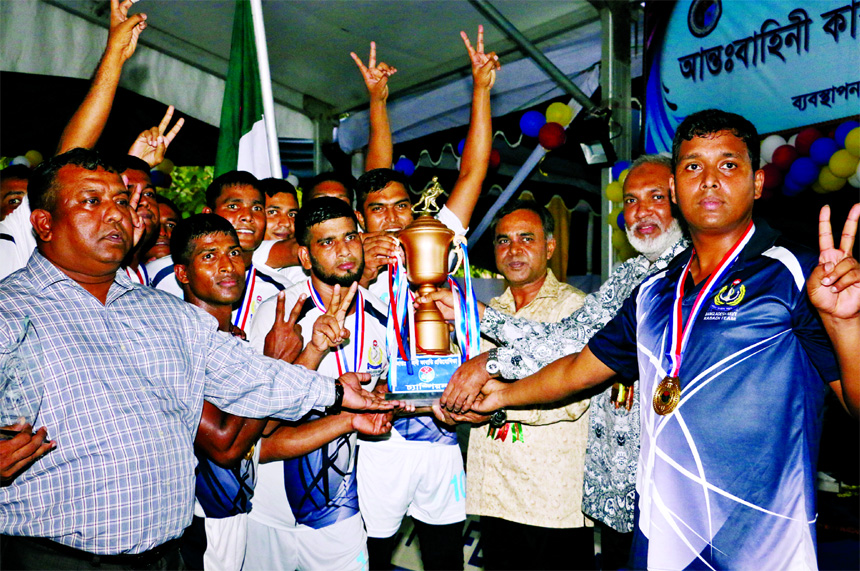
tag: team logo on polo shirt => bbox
[714,279,745,306]
[704,279,745,321]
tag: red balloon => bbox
[489,149,501,169]
[795,127,822,155]
[771,144,798,171]
[538,122,566,150]
[761,163,782,189]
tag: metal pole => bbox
[249,0,282,178]
[468,0,598,114]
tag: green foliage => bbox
[158,166,214,216]
[452,264,502,279]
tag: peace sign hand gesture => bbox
[807,203,860,320]
[351,42,397,102]
[264,292,306,363]
[309,283,357,353]
[461,25,500,90]
[108,0,147,64]
[128,105,185,168]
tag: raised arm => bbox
[807,203,860,417]
[351,42,397,171]
[57,0,147,154]
[195,401,268,468]
[445,25,499,229]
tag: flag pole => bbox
[248,0,282,178]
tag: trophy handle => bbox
[448,235,466,276]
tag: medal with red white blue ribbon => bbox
[655,221,755,415]
[308,281,365,375]
[232,264,257,331]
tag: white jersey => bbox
[0,196,36,281]
[246,278,388,531]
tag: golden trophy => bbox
[386,178,478,404]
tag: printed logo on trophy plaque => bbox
[386,178,480,405]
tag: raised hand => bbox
[309,283,356,352]
[350,42,397,102]
[265,292,305,363]
[128,106,185,168]
[124,174,146,247]
[461,25,500,90]
[108,0,147,64]
[808,203,860,319]
[359,232,399,286]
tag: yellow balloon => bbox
[818,165,847,192]
[605,181,624,202]
[155,158,175,174]
[811,180,828,194]
[24,150,43,167]
[611,228,627,250]
[618,168,629,184]
[609,206,624,226]
[844,127,860,157]
[829,149,859,178]
[545,102,573,126]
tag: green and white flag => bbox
[215,0,275,178]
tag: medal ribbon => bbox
[446,239,481,364]
[125,263,150,286]
[307,281,365,375]
[386,259,414,378]
[667,221,754,378]
[233,264,257,331]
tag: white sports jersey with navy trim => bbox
[589,222,839,570]
[246,279,388,531]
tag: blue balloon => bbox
[617,211,625,230]
[612,160,631,181]
[787,157,818,186]
[782,177,805,197]
[809,138,838,166]
[519,111,546,138]
[835,121,860,148]
[394,157,415,177]
[457,139,466,155]
[149,169,171,188]
[281,164,290,178]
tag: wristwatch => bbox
[485,348,501,378]
[326,381,344,415]
[489,408,507,428]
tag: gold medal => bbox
[653,376,681,415]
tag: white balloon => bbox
[10,155,30,167]
[286,174,300,188]
[760,135,787,164]
[788,134,798,147]
[848,173,860,188]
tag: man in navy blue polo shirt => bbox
[473,109,858,569]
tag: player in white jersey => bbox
[245,197,395,571]
[347,27,499,569]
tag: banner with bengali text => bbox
[645,0,860,153]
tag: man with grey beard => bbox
[426,154,686,568]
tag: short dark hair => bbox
[259,177,298,200]
[306,171,356,206]
[355,168,410,211]
[0,164,31,183]
[155,193,183,219]
[294,196,359,247]
[170,213,238,267]
[204,171,261,209]
[114,155,152,176]
[672,109,761,171]
[29,148,118,213]
[492,199,555,240]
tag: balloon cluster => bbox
[8,150,44,169]
[149,158,175,188]
[520,102,573,150]
[601,159,637,261]
[760,120,860,197]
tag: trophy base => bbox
[385,391,442,407]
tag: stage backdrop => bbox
[645,0,860,152]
